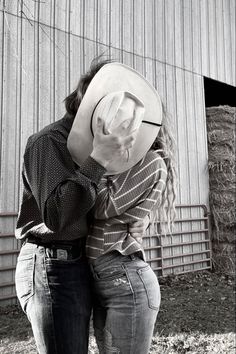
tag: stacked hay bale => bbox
[206,106,236,275]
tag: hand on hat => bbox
[90,117,137,169]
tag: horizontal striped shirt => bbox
[86,150,167,262]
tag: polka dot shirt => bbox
[15,114,106,242]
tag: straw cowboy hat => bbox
[67,62,162,175]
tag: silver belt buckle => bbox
[56,249,68,260]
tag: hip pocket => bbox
[137,265,160,310]
[15,253,36,313]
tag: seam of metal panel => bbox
[214,0,219,80]
[206,0,211,78]
[0,2,5,185]
[220,0,226,82]
[120,0,123,62]
[67,0,71,94]
[153,0,157,88]
[196,0,202,75]
[229,0,234,86]
[15,0,21,211]
[192,77,201,206]
[52,0,56,123]
[34,0,39,132]
[108,0,111,58]
[132,0,134,67]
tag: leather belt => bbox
[24,236,86,260]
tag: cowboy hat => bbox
[67,62,162,175]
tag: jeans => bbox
[15,242,92,354]
[90,252,161,354]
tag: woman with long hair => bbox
[68,59,177,353]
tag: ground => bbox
[0,270,235,353]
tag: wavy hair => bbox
[150,104,178,231]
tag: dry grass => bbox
[0,271,235,354]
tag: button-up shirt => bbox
[15,114,106,242]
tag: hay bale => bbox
[206,105,236,122]
[206,106,236,274]
[210,227,236,243]
[209,191,236,229]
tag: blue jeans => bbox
[15,242,92,354]
[90,252,161,354]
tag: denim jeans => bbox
[90,252,161,354]
[15,242,92,354]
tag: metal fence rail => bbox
[144,204,212,276]
[0,205,212,304]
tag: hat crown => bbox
[92,91,145,135]
[67,62,162,175]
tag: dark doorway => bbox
[204,77,236,107]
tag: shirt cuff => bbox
[80,156,106,185]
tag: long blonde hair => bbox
[150,104,178,231]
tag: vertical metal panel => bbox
[97,0,110,48]
[3,0,18,15]
[215,0,226,83]
[200,0,210,78]
[83,0,98,64]
[192,74,209,205]
[230,0,236,85]
[174,0,184,69]
[70,0,83,38]
[122,0,134,66]
[165,0,175,66]
[208,0,218,79]
[155,60,166,106]
[0,12,19,211]
[133,0,145,60]
[175,67,190,204]
[183,0,193,71]
[192,0,202,74]
[144,0,155,64]
[154,0,165,63]
[69,36,82,89]
[110,0,123,61]
[223,0,233,85]
[54,29,68,122]
[38,21,53,129]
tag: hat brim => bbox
[67,62,162,175]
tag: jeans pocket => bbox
[95,267,126,281]
[15,253,36,313]
[137,265,160,310]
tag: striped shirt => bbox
[86,150,167,262]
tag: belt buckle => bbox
[56,249,68,260]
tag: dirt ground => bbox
[0,270,235,353]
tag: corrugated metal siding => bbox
[0,0,235,302]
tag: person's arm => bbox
[105,177,166,226]
[24,134,106,233]
[94,151,167,220]
[128,215,150,244]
